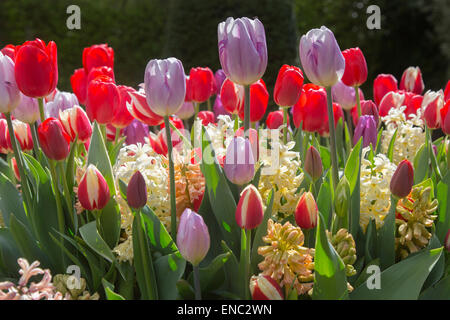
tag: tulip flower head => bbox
[0,119,11,154]
[422,90,444,129]
[59,105,92,143]
[378,91,405,117]
[299,26,345,87]
[400,66,424,95]
[213,95,231,119]
[111,85,135,128]
[176,101,195,120]
[331,79,356,111]
[82,44,114,74]
[440,100,450,135]
[214,69,227,94]
[127,171,148,209]
[353,115,377,148]
[197,111,215,126]
[273,64,304,107]
[127,89,164,126]
[292,84,327,132]
[37,118,71,160]
[124,119,149,146]
[223,136,255,185]
[8,120,33,152]
[0,52,21,113]
[144,58,186,117]
[1,44,16,61]
[341,47,368,87]
[238,79,269,123]
[235,184,264,230]
[77,164,110,211]
[45,91,79,119]
[71,68,88,105]
[266,110,288,129]
[218,17,268,85]
[304,146,323,181]
[294,192,318,229]
[86,75,120,124]
[390,159,414,199]
[12,95,40,124]
[220,78,245,115]
[373,74,398,106]
[249,275,284,300]
[444,80,450,103]
[177,208,210,266]
[188,67,215,103]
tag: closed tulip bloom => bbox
[148,131,168,156]
[45,91,79,119]
[332,79,356,111]
[0,52,21,113]
[14,39,58,98]
[444,80,450,103]
[341,47,368,87]
[37,117,71,160]
[5,120,33,152]
[318,103,344,137]
[218,17,268,85]
[402,91,423,118]
[82,44,114,74]
[87,65,115,85]
[378,91,405,117]
[373,74,398,106]
[292,84,327,131]
[213,95,231,118]
[235,127,259,162]
[127,89,164,126]
[295,192,318,229]
[224,136,255,185]
[86,75,120,124]
[304,146,323,181]
[188,67,215,103]
[238,79,269,123]
[12,95,39,124]
[0,119,11,154]
[197,111,215,126]
[59,105,92,143]
[144,58,186,117]
[353,115,377,148]
[124,119,149,146]
[111,85,135,128]
[127,171,148,209]
[177,208,210,266]
[220,78,244,115]
[1,44,16,61]
[214,69,227,94]
[440,100,450,135]
[299,26,345,87]
[352,99,379,126]
[70,68,88,105]
[390,159,414,198]
[235,184,264,230]
[176,101,195,120]
[445,230,450,252]
[400,66,424,95]
[250,275,284,300]
[266,110,288,129]
[422,90,444,129]
[77,164,110,211]
[274,65,304,107]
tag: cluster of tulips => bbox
[0,15,449,301]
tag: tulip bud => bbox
[304,146,323,181]
[235,184,264,230]
[77,164,110,211]
[445,229,450,252]
[37,117,71,160]
[400,66,424,95]
[249,275,284,300]
[177,208,210,266]
[266,110,288,129]
[123,119,149,146]
[295,192,318,229]
[223,136,255,185]
[361,100,379,126]
[0,52,21,114]
[390,159,414,198]
[127,171,147,209]
[59,105,92,143]
[341,47,368,87]
[373,74,398,106]
[353,115,377,148]
[422,90,444,129]
[334,177,350,218]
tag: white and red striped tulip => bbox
[295,192,318,229]
[127,89,164,126]
[422,90,444,129]
[6,119,33,151]
[77,164,110,211]
[249,275,284,300]
[400,66,424,95]
[59,105,92,143]
[235,184,264,230]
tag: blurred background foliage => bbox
[0,0,448,112]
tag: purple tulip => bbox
[213,95,230,119]
[353,115,377,148]
[127,171,148,209]
[144,58,186,117]
[0,52,21,114]
[124,119,149,146]
[299,26,345,87]
[332,80,356,111]
[361,100,379,126]
[176,101,195,120]
[12,94,39,123]
[218,17,268,85]
[177,208,210,266]
[45,91,79,119]
[214,69,227,94]
[224,136,255,185]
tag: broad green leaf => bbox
[140,205,177,255]
[387,128,398,162]
[353,259,380,288]
[436,172,450,242]
[419,275,450,300]
[377,196,396,270]
[0,228,21,277]
[317,175,332,229]
[319,145,331,171]
[344,138,362,194]
[188,252,230,293]
[351,247,443,300]
[422,235,445,290]
[375,128,383,155]
[154,252,186,299]
[102,278,126,300]
[79,221,115,263]
[98,198,121,249]
[0,172,29,230]
[413,143,429,184]
[221,240,240,297]
[364,219,377,263]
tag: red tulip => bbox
[70,68,88,105]
[59,105,92,143]
[235,184,264,230]
[266,110,288,129]
[390,159,414,198]
[86,75,120,124]
[159,116,185,150]
[373,74,398,106]
[440,100,450,135]
[445,230,450,252]
[11,157,20,182]
[14,38,58,98]
[111,85,135,128]
[238,79,269,123]
[77,164,110,211]
[10,120,33,152]
[341,47,368,87]
[127,89,164,126]
[318,103,344,137]
[402,91,423,118]
[37,118,71,160]
[106,123,123,142]
[444,80,450,103]
[197,111,215,126]
[188,67,215,103]
[351,99,379,127]
[87,66,115,85]
[400,66,424,95]
[149,131,168,155]
[82,44,114,74]
[0,119,11,154]
[273,64,304,107]
[220,78,244,115]
[378,91,405,117]
[292,84,327,132]
[295,192,318,229]
[421,90,444,129]
[1,44,16,61]
[249,275,284,300]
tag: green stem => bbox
[355,86,362,118]
[326,87,339,189]
[58,161,75,231]
[234,113,239,132]
[114,127,120,145]
[283,107,288,144]
[245,228,251,300]
[164,116,177,242]
[100,123,107,143]
[239,228,247,299]
[193,265,202,300]
[38,98,45,122]
[6,153,16,185]
[194,103,199,119]
[30,122,41,160]
[345,110,353,142]
[244,85,250,139]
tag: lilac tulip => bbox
[45,91,79,119]
[353,115,377,148]
[213,95,230,119]
[144,58,186,117]
[332,80,356,111]
[214,69,226,93]
[177,208,210,266]
[299,26,345,87]
[12,95,39,123]
[124,119,149,146]
[361,100,379,126]
[0,52,21,113]
[176,101,195,120]
[224,136,255,185]
[218,17,267,85]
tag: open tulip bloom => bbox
[0,16,449,303]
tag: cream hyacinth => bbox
[381,105,425,165]
[360,147,397,231]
